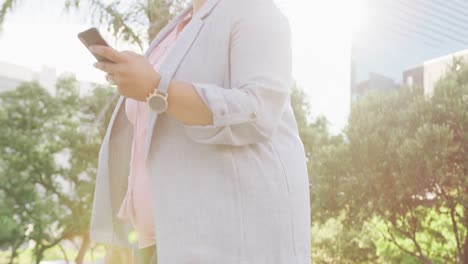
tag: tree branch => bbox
[439,186,463,260]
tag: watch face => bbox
[148,94,167,113]
[148,95,167,113]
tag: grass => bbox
[0,241,107,264]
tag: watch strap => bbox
[157,70,172,95]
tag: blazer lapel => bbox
[144,0,223,158]
[145,6,194,58]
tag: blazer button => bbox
[250,112,257,119]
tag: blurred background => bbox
[0,0,467,263]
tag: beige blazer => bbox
[90,0,311,263]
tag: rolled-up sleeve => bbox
[183,6,293,146]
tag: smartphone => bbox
[77,27,115,63]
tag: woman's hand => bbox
[89,44,213,126]
[89,45,161,102]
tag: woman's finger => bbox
[89,45,128,63]
[94,61,121,74]
[105,74,117,86]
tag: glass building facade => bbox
[351,0,468,102]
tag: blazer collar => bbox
[196,0,223,19]
[144,0,222,58]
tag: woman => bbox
[89,0,311,263]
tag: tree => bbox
[290,84,348,222]
[306,58,468,263]
[1,0,189,48]
[290,84,376,263]
[0,81,63,263]
[290,84,380,263]
[339,58,468,263]
[0,76,116,264]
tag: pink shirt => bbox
[117,12,192,249]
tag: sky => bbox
[0,0,360,133]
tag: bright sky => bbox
[0,0,362,133]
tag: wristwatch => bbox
[146,72,171,113]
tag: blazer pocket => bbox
[269,140,298,257]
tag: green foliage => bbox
[1,1,188,50]
[0,76,116,263]
[296,58,468,263]
[371,207,464,264]
[290,84,347,223]
[64,0,189,49]
[311,213,381,264]
[0,0,18,31]
[291,84,378,263]
[308,58,468,263]
[0,243,107,264]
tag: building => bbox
[0,60,56,93]
[403,49,468,96]
[0,60,97,95]
[352,72,396,102]
[352,0,468,103]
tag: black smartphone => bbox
[77,27,115,63]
